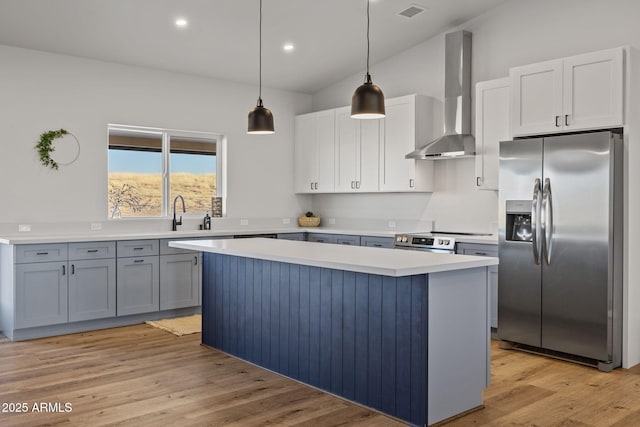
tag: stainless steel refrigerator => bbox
[498,131,622,371]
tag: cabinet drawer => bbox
[117,239,159,258]
[277,233,306,241]
[335,235,361,246]
[456,243,498,257]
[307,233,338,244]
[16,243,67,264]
[69,241,116,260]
[360,236,394,248]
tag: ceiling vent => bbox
[398,5,426,19]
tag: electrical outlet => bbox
[240,219,249,226]
[90,223,102,231]
[388,221,397,229]
[328,218,336,225]
[282,218,291,225]
[18,224,31,232]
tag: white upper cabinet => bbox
[294,109,335,193]
[335,106,380,192]
[475,78,511,191]
[379,94,434,192]
[510,47,623,137]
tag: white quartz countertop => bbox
[169,238,498,277]
[0,226,497,246]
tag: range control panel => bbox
[394,234,456,251]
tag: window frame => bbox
[108,124,225,219]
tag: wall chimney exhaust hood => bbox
[406,30,475,159]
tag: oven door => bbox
[393,245,456,254]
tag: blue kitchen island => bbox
[169,238,498,426]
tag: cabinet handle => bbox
[477,177,481,186]
[71,264,75,275]
[87,249,98,253]
[36,252,49,255]
[409,179,415,188]
[555,115,562,127]
[194,256,198,265]
[565,114,570,126]
[133,247,144,251]
[356,181,360,189]
[351,181,355,189]
[62,265,66,276]
[134,259,144,263]
[373,244,383,247]
[475,252,488,256]
[310,182,314,190]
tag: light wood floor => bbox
[2,327,640,426]
[0,325,401,426]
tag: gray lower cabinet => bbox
[15,261,67,329]
[68,258,117,322]
[360,236,394,248]
[277,232,306,241]
[457,243,499,329]
[307,233,361,245]
[160,253,200,310]
[116,239,160,316]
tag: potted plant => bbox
[298,211,320,227]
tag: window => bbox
[108,125,222,219]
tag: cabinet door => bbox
[68,259,116,322]
[510,59,563,136]
[475,78,510,191]
[563,47,623,131]
[15,262,67,328]
[335,106,358,192]
[160,253,200,310]
[314,109,336,192]
[379,96,416,191]
[117,256,159,316]
[358,118,380,192]
[294,113,315,193]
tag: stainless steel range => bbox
[393,233,457,254]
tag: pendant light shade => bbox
[351,0,385,119]
[248,0,274,134]
[248,98,274,134]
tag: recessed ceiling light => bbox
[175,18,188,28]
[283,43,295,52]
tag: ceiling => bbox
[0,0,507,94]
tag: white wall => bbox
[312,0,640,367]
[0,45,312,225]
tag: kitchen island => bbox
[169,238,498,426]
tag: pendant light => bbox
[351,0,385,119]
[248,0,275,134]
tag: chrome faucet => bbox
[172,195,186,231]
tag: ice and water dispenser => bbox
[505,200,533,242]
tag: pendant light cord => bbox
[366,0,370,77]
[258,0,263,105]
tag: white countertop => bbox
[169,238,498,277]
[0,226,497,245]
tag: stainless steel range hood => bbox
[406,30,475,159]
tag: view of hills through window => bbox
[108,130,217,218]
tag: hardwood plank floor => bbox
[449,340,640,426]
[0,325,402,427]
[3,327,640,426]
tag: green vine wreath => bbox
[36,129,77,170]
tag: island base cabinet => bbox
[15,262,68,329]
[160,253,200,310]
[68,259,116,322]
[202,253,428,426]
[117,256,159,316]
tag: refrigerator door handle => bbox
[542,177,553,265]
[532,178,542,265]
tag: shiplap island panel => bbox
[169,238,496,426]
